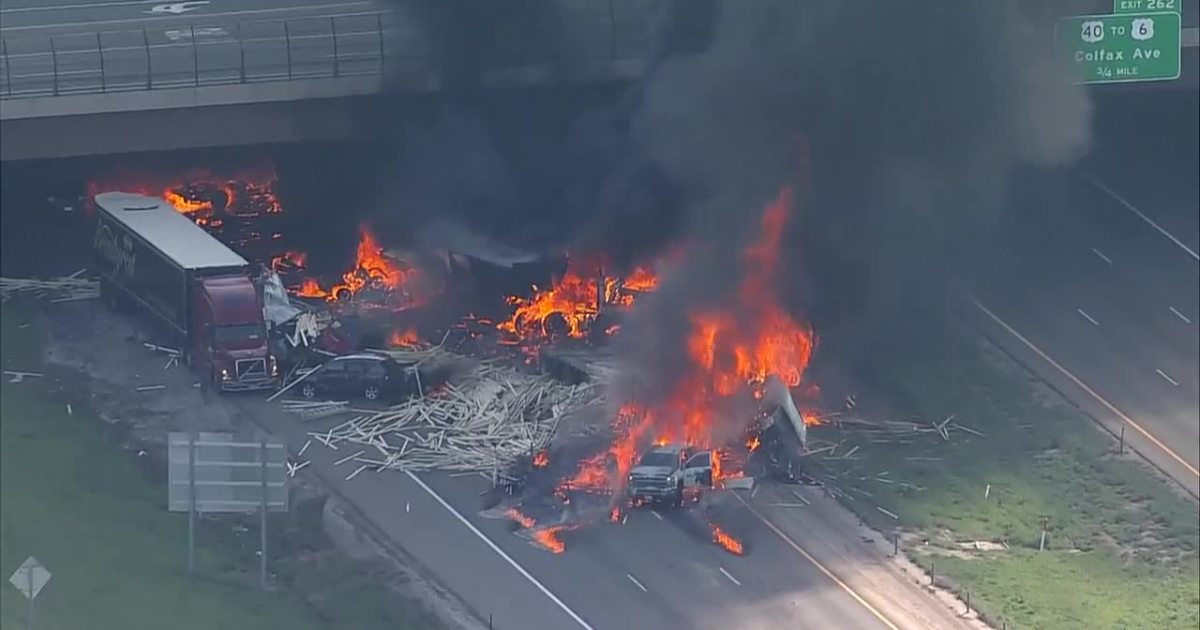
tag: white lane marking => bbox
[974,299,1199,481]
[626,573,648,592]
[1085,174,1200,262]
[145,1,209,15]
[1155,369,1179,387]
[649,510,663,520]
[403,471,595,630]
[1077,308,1100,327]
[164,26,227,41]
[0,2,376,32]
[732,493,903,629]
[1169,306,1192,324]
[1092,248,1113,265]
[718,567,742,586]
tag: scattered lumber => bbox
[301,348,602,476]
[0,270,99,303]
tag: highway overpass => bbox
[1,0,1196,161]
[0,0,662,160]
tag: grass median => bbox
[0,304,437,630]
[829,315,1199,630]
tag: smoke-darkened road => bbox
[973,90,1199,493]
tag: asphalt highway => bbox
[973,92,1199,494]
[247,393,933,630]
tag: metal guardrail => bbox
[0,14,392,99]
[0,3,658,100]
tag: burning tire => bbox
[542,312,570,338]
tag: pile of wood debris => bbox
[0,270,98,303]
[286,347,603,480]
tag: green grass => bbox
[0,304,435,630]
[829,315,1200,630]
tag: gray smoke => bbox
[608,0,1092,404]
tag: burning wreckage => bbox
[278,186,823,558]
[82,172,828,558]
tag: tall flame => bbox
[497,261,661,347]
[555,185,817,518]
[294,228,421,304]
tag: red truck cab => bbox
[192,275,278,390]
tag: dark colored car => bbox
[297,353,418,402]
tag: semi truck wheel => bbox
[364,385,380,400]
[300,383,316,399]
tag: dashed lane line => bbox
[1084,174,1199,262]
[733,493,902,630]
[973,299,1199,481]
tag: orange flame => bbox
[603,266,660,306]
[506,507,537,529]
[532,450,550,468]
[296,278,328,299]
[623,266,660,292]
[162,190,213,214]
[88,164,283,221]
[389,328,421,348]
[271,250,307,272]
[293,228,422,305]
[532,525,569,554]
[498,260,661,347]
[327,229,412,300]
[558,404,655,495]
[498,267,599,341]
[554,184,817,496]
[711,523,745,555]
[747,435,761,452]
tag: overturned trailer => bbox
[753,376,812,482]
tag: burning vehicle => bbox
[626,443,713,507]
[90,166,811,559]
[492,186,819,556]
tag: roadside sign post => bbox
[9,557,52,630]
[1055,11,1181,84]
[188,432,197,576]
[168,432,288,591]
[259,438,268,591]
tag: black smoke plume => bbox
[605,0,1092,405]
[367,1,1091,403]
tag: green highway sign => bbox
[1113,0,1180,15]
[1056,12,1181,84]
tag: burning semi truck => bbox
[92,191,278,391]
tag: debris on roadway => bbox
[0,269,99,303]
[298,346,603,476]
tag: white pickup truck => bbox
[626,444,714,507]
